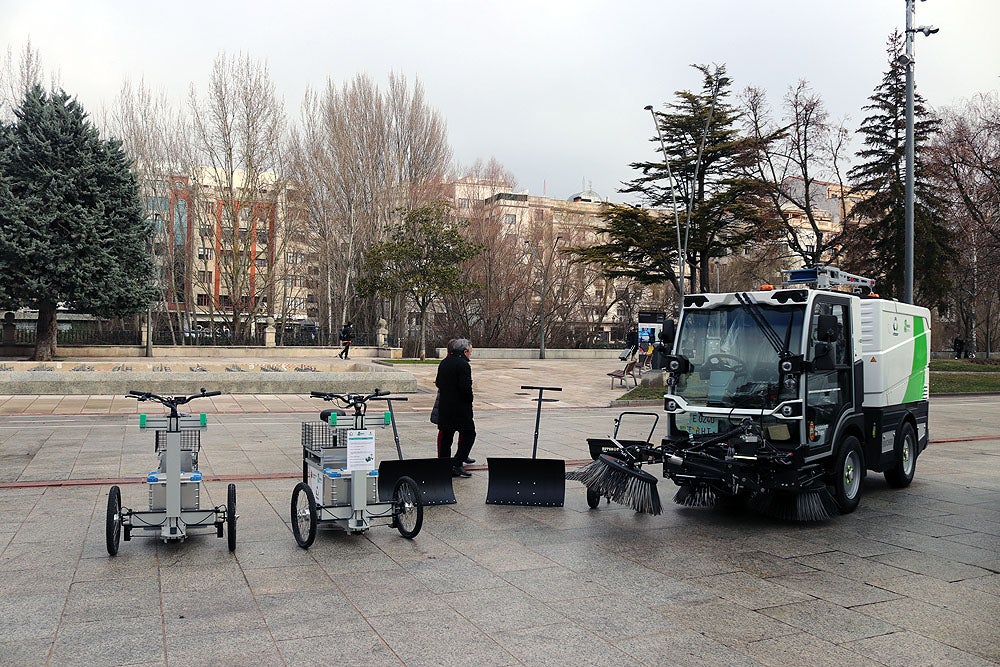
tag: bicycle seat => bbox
[320,408,348,424]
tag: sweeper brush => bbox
[672,483,717,508]
[567,454,661,515]
[747,485,839,522]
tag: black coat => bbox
[434,352,474,430]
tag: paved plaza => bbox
[0,359,997,666]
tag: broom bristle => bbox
[567,455,661,515]
[672,484,718,508]
[748,486,838,522]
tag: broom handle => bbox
[383,397,406,461]
[522,385,561,459]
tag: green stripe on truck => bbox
[904,316,928,403]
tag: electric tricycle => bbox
[106,389,236,555]
[290,389,424,548]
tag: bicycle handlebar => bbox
[127,388,221,410]
[309,388,392,407]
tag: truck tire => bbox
[884,422,917,488]
[832,435,864,514]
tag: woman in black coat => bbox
[435,338,476,477]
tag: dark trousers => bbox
[437,426,476,468]
[339,341,351,358]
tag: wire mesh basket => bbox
[154,430,201,453]
[301,422,349,453]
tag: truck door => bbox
[805,297,853,451]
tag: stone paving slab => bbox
[0,362,997,665]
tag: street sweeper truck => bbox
[659,265,930,520]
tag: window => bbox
[197,247,214,260]
[285,296,305,311]
[219,294,232,308]
[196,294,210,307]
[458,198,470,209]
[503,213,516,226]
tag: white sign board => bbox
[346,430,376,471]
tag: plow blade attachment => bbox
[378,458,456,506]
[485,457,565,507]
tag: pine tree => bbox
[0,85,155,360]
[844,32,956,305]
[617,64,773,294]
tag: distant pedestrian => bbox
[953,336,965,360]
[625,326,639,360]
[435,338,476,477]
[338,322,353,359]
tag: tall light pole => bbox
[902,0,938,304]
[644,105,685,301]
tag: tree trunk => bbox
[33,300,59,361]
[418,307,428,361]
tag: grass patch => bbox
[931,358,1000,372]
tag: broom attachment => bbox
[747,484,839,522]
[567,454,661,515]
[672,483,718,508]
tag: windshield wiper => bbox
[734,292,793,360]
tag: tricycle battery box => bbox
[147,471,201,510]
[309,466,378,507]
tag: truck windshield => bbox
[673,304,803,409]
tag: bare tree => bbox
[188,53,293,343]
[0,40,50,121]
[743,81,852,268]
[291,73,451,345]
[104,78,195,343]
[930,93,1000,356]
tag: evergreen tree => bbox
[357,203,481,359]
[843,32,956,305]
[607,64,773,294]
[0,85,155,360]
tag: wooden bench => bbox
[608,360,639,388]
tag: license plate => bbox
[676,413,719,434]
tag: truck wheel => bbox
[832,435,864,514]
[884,422,917,488]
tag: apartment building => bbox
[144,170,314,340]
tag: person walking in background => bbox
[625,325,639,360]
[435,338,476,477]
[953,336,965,360]
[338,321,353,359]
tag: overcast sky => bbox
[3,0,998,203]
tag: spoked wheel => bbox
[392,476,423,539]
[106,486,122,556]
[291,482,317,548]
[586,486,601,509]
[884,422,917,488]
[832,436,864,514]
[226,483,237,552]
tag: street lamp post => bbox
[644,105,685,301]
[902,0,938,304]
